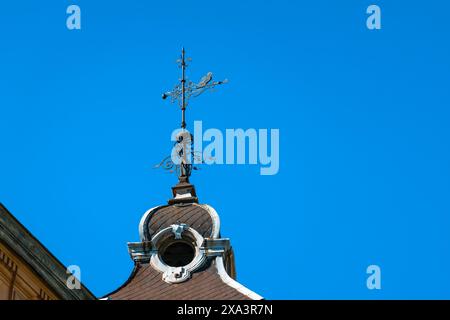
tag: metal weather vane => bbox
[156,48,227,181]
[162,48,228,129]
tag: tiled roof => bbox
[146,204,214,239]
[106,259,252,300]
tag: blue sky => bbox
[1,1,450,299]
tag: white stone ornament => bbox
[163,267,190,283]
[171,223,188,239]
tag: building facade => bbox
[0,204,95,300]
[1,179,262,300]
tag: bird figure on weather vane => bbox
[156,48,227,180]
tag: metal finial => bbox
[158,49,227,182]
[162,49,228,130]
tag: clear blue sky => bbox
[1,1,450,299]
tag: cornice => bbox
[0,203,96,300]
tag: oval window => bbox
[160,241,195,267]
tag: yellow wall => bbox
[0,241,60,300]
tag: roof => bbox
[106,258,256,300]
[143,204,215,239]
[103,183,263,300]
[0,203,96,300]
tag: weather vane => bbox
[162,48,228,129]
[156,48,227,181]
